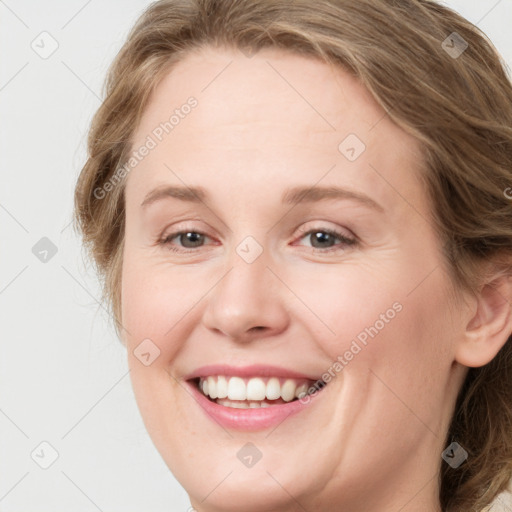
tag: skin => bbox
[120,47,512,512]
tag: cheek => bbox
[121,252,196,341]
[308,251,456,404]
[353,270,457,434]
[290,262,406,359]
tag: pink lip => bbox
[185,378,324,431]
[183,364,321,381]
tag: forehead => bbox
[126,46,426,216]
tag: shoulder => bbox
[483,479,512,511]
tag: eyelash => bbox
[157,225,357,254]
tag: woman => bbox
[74,1,512,510]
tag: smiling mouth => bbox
[190,375,326,409]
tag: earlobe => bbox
[455,275,512,368]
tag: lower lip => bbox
[186,380,323,431]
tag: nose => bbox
[201,249,290,343]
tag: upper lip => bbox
[183,364,322,382]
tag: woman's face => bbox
[121,47,469,512]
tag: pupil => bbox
[312,232,332,248]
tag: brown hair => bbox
[73,0,512,509]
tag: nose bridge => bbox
[201,236,289,340]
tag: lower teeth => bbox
[215,398,291,408]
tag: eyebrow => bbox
[140,184,384,213]
[141,185,207,208]
[282,185,384,212]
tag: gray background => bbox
[1,1,511,511]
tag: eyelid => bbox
[158,221,212,239]
[294,222,355,240]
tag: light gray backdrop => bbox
[1,1,511,511]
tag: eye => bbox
[157,225,357,254]
[158,230,211,252]
[294,226,357,252]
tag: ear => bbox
[455,274,512,368]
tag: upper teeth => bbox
[199,376,312,402]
